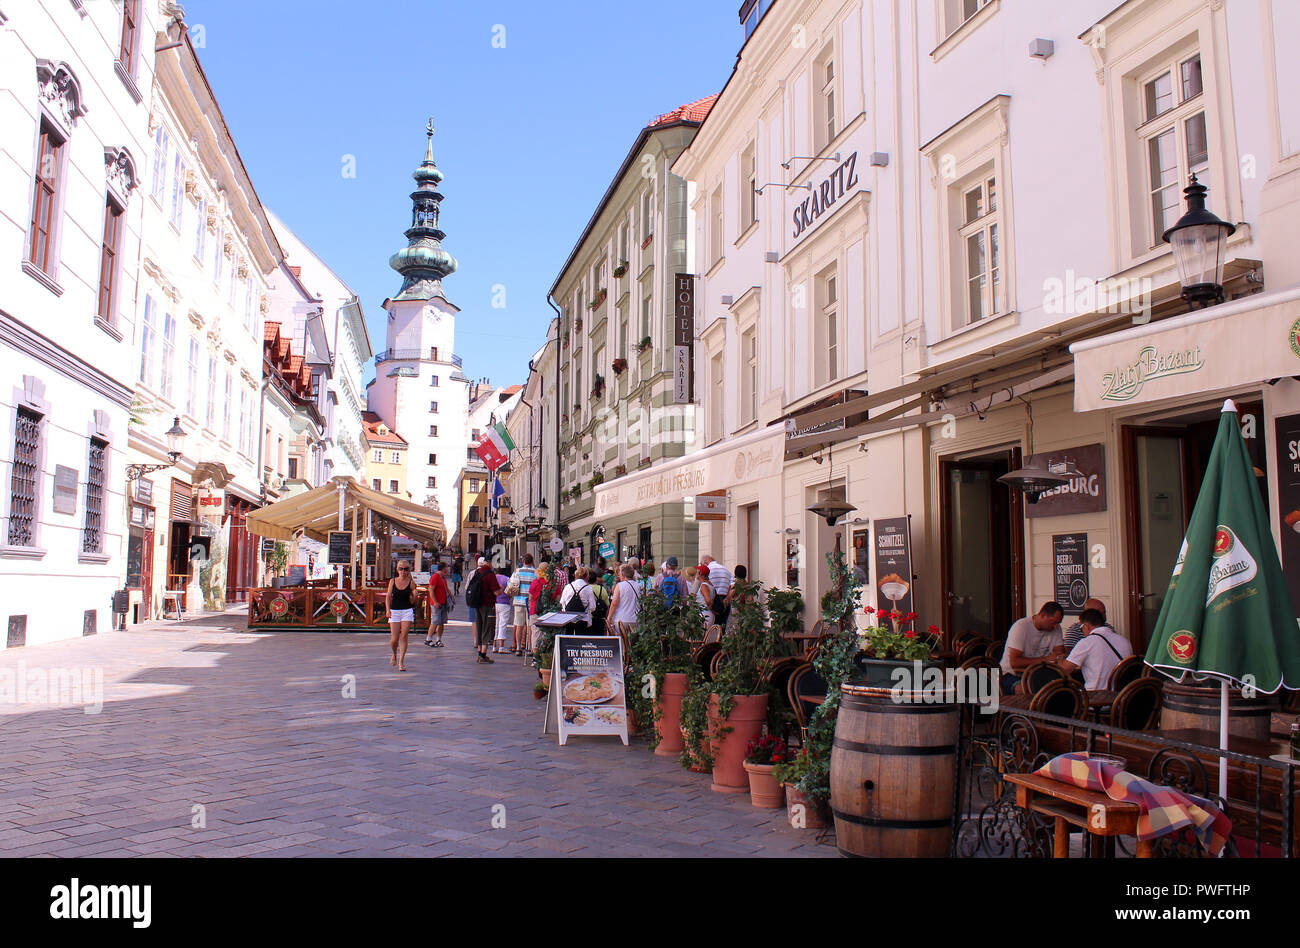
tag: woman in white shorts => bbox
[386,561,419,672]
[493,571,513,653]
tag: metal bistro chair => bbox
[1108,677,1163,731]
[1107,655,1145,693]
[1029,678,1087,719]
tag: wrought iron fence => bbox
[952,704,1297,858]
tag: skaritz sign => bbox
[790,152,860,242]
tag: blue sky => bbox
[186,1,740,390]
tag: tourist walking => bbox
[684,566,716,627]
[493,566,512,653]
[451,560,463,597]
[425,562,453,647]
[506,554,538,656]
[465,556,503,664]
[559,566,597,632]
[608,563,642,631]
[702,555,733,627]
[385,560,419,672]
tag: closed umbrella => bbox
[1145,400,1300,801]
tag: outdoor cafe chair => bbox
[1018,660,1068,697]
[1029,678,1087,719]
[1108,677,1163,731]
[1107,655,1145,693]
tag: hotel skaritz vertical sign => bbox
[673,274,695,404]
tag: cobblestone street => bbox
[0,609,832,858]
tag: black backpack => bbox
[465,570,485,609]
[563,581,588,614]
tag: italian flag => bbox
[475,422,515,472]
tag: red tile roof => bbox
[288,265,301,278]
[264,321,280,342]
[647,94,719,128]
[500,384,523,397]
[362,413,407,447]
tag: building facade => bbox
[553,98,715,568]
[366,126,469,530]
[362,411,409,498]
[670,0,1300,652]
[0,0,159,644]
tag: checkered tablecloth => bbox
[1035,752,1231,856]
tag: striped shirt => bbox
[512,566,537,607]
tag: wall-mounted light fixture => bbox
[782,153,841,171]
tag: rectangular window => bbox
[430,375,439,387]
[373,449,383,463]
[641,288,652,340]
[28,121,64,275]
[430,401,438,413]
[139,295,156,385]
[959,176,1000,323]
[428,453,437,465]
[815,267,839,388]
[820,55,837,149]
[83,437,107,553]
[944,0,993,37]
[641,187,654,240]
[619,222,629,263]
[97,197,124,324]
[1140,52,1207,248]
[118,0,140,72]
[429,424,438,437]
[469,479,480,493]
[288,457,298,479]
[152,127,169,202]
[170,156,185,228]
[195,198,207,262]
[185,336,198,416]
[213,226,224,285]
[390,451,400,464]
[742,327,757,425]
[427,476,436,488]
[741,143,757,232]
[8,407,42,547]
[709,353,724,442]
[469,506,480,522]
[238,387,248,453]
[223,368,232,441]
[389,480,398,493]
[206,354,216,429]
[710,184,724,264]
[372,478,381,491]
[160,311,176,400]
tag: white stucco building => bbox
[0,0,159,644]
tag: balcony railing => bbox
[374,349,464,368]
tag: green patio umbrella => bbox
[1145,400,1300,799]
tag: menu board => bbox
[327,531,352,565]
[552,634,628,746]
[1052,533,1090,612]
[363,541,378,567]
[287,565,307,586]
[872,516,914,616]
[1273,413,1300,619]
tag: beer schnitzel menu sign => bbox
[873,517,914,617]
[554,635,628,746]
[1024,443,1107,519]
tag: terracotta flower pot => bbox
[785,784,828,829]
[654,673,689,757]
[743,761,784,808]
[707,693,769,794]
[540,668,552,688]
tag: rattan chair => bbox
[1018,659,1067,697]
[1108,677,1163,731]
[1107,655,1145,692]
[1029,678,1087,718]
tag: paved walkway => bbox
[0,605,833,857]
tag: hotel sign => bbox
[791,152,860,242]
[673,274,695,404]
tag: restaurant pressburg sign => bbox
[1023,443,1107,519]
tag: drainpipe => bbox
[546,296,563,545]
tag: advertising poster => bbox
[554,634,628,746]
[872,516,913,616]
[1023,443,1107,518]
[1273,413,1300,619]
[1052,533,1090,613]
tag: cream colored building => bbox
[670,0,1300,651]
[362,412,410,499]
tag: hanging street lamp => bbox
[1162,174,1237,309]
[126,416,187,481]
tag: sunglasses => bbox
[398,568,410,572]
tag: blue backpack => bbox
[661,575,681,608]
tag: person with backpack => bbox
[465,556,503,664]
[608,563,642,632]
[655,556,683,608]
[559,566,598,632]
[589,572,611,636]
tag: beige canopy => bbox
[245,476,445,545]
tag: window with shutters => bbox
[8,407,42,547]
[82,438,107,553]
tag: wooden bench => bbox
[1004,772,1152,858]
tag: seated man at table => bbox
[1000,602,1066,695]
[1053,608,1132,691]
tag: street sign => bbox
[598,541,616,559]
[548,536,565,554]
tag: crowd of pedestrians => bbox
[382,550,748,668]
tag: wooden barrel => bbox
[830,684,957,858]
[1161,681,1278,742]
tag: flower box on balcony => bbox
[641,233,653,250]
[613,261,628,279]
[612,358,628,375]
[635,336,652,354]
[589,289,607,310]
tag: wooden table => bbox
[1004,772,1152,858]
[781,632,822,657]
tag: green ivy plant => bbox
[766,587,805,640]
[793,549,863,803]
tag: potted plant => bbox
[268,541,289,587]
[628,586,701,756]
[635,335,652,354]
[699,579,782,793]
[773,748,829,828]
[743,734,789,809]
[856,606,942,688]
[575,316,584,331]
[614,463,627,477]
[589,288,607,309]
[589,470,605,488]
[613,260,628,279]
[533,680,548,700]
[591,374,605,398]
[612,357,627,375]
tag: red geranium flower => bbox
[863,605,875,614]
[928,624,940,634]
[904,629,916,639]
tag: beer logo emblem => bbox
[1291,317,1300,359]
[1168,631,1197,664]
[1212,526,1234,557]
[1206,524,1257,606]
[329,597,349,617]
[270,597,288,617]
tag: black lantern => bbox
[164,416,186,464]
[1162,174,1236,309]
